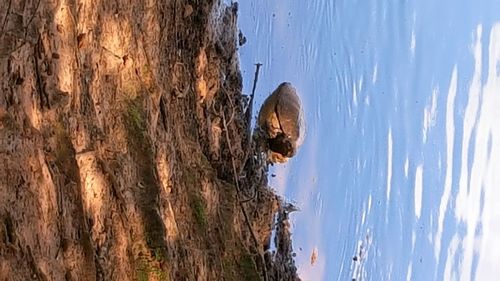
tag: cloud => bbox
[414,164,423,219]
[386,128,394,202]
[434,62,459,263]
[439,22,500,280]
[472,22,500,280]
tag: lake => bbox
[238,0,500,280]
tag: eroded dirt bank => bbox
[0,0,299,280]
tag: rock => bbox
[258,82,305,163]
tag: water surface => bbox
[238,1,500,280]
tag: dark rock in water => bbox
[264,202,301,281]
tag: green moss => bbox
[181,167,208,230]
[124,99,147,148]
[182,168,198,189]
[123,98,167,255]
[142,64,151,74]
[123,98,156,187]
[239,254,259,281]
[222,257,238,281]
[190,193,207,229]
[221,253,259,281]
[152,247,166,263]
[136,265,148,281]
[136,258,169,281]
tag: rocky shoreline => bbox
[0,0,300,280]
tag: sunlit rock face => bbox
[258,82,305,163]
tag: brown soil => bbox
[0,0,300,280]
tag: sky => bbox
[237,0,500,280]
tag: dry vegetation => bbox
[0,0,300,280]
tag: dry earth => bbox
[0,0,300,280]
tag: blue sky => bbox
[238,1,500,280]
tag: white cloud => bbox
[404,156,409,178]
[414,164,423,219]
[472,22,500,280]
[372,63,378,84]
[443,235,460,281]
[410,30,416,57]
[353,81,358,107]
[406,262,413,281]
[434,64,459,262]
[386,128,394,201]
[410,11,417,58]
[423,88,438,143]
[367,194,372,215]
[439,22,500,281]
[385,128,394,223]
[455,25,483,223]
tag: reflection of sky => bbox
[238,1,500,280]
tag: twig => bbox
[245,63,262,145]
[219,81,235,125]
[221,111,269,281]
[239,63,262,177]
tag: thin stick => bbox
[222,111,269,281]
[245,63,262,145]
[240,63,263,177]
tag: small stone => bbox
[238,30,247,46]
